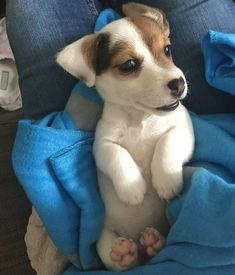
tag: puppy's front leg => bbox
[94,141,146,205]
[151,127,194,200]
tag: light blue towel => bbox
[13,9,235,274]
[202,30,235,95]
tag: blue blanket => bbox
[13,9,235,275]
[202,30,235,95]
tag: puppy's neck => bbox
[103,102,151,126]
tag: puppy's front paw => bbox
[153,170,183,200]
[115,176,146,205]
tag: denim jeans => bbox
[6,0,235,118]
[6,0,103,118]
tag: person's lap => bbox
[6,0,103,119]
[6,0,235,118]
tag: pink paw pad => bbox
[140,227,165,257]
[110,238,137,267]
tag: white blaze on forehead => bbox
[100,18,152,62]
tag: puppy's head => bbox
[57,3,187,114]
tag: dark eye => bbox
[118,59,140,73]
[164,44,172,57]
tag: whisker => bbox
[184,70,190,77]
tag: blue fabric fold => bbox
[12,115,95,254]
[12,9,235,275]
[202,30,235,95]
[50,139,104,267]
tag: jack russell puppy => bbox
[57,2,194,271]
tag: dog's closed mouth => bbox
[156,100,179,112]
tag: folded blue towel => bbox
[13,9,235,275]
[202,30,235,95]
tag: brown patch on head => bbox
[81,32,111,76]
[123,3,169,36]
[94,33,112,75]
[128,16,173,67]
[81,35,95,68]
[108,41,144,79]
[79,34,96,83]
[82,32,143,79]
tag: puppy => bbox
[57,3,194,271]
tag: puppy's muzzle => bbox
[168,77,185,98]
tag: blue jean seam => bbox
[86,0,100,19]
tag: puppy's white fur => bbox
[57,3,194,271]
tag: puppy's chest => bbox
[120,117,166,171]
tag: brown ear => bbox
[56,34,97,87]
[122,2,169,36]
[57,32,111,87]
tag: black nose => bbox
[168,77,185,98]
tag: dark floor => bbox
[0,1,6,19]
[0,108,35,274]
[0,5,34,274]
